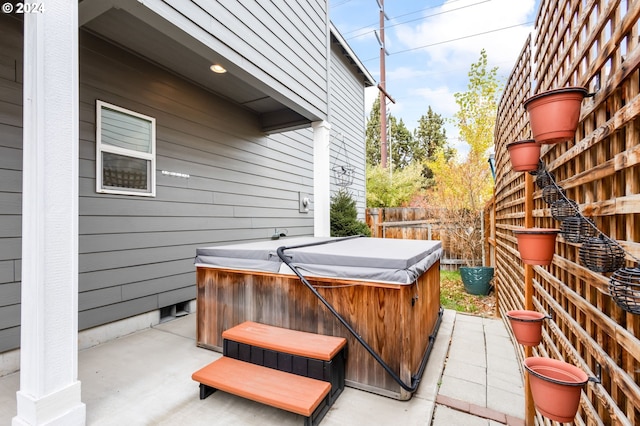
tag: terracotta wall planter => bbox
[524,87,588,144]
[524,357,590,423]
[513,228,560,265]
[506,310,550,346]
[506,139,541,172]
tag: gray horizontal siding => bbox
[157,285,196,309]
[0,239,20,262]
[79,295,159,330]
[0,76,23,278]
[0,326,19,353]
[156,0,328,119]
[0,122,23,149]
[76,31,315,326]
[80,259,193,292]
[328,41,368,219]
[0,217,20,238]
[0,261,16,284]
[0,18,22,350]
[0,102,21,128]
[0,282,19,306]
[0,304,19,329]
[0,16,319,352]
[0,7,373,353]
[0,70,22,104]
[122,273,194,301]
[80,272,194,310]
[0,169,21,193]
[0,193,20,216]
[0,56,15,82]
[0,146,21,170]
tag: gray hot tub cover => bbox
[195,237,442,284]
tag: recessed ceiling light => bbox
[210,64,227,74]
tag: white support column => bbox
[312,121,331,237]
[14,2,85,425]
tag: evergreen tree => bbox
[414,106,450,161]
[365,97,381,167]
[414,106,452,186]
[366,97,419,170]
[388,116,416,170]
[330,189,371,237]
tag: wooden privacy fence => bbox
[490,0,640,424]
[366,207,486,270]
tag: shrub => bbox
[330,189,371,237]
[366,162,425,207]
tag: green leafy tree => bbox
[366,162,425,207]
[330,189,371,237]
[453,48,499,157]
[429,49,498,211]
[427,50,499,266]
[428,150,491,211]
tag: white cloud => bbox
[387,66,429,81]
[359,0,538,160]
[393,0,536,69]
[364,86,378,116]
[414,85,458,117]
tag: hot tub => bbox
[194,236,442,400]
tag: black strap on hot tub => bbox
[277,236,443,393]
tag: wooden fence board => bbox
[365,208,485,270]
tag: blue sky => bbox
[329,0,539,156]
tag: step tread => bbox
[192,357,331,417]
[222,321,347,361]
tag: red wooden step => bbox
[192,357,331,418]
[222,321,346,361]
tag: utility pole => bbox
[378,0,388,168]
[376,0,395,168]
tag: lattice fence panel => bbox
[493,35,532,320]
[493,0,640,423]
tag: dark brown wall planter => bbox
[609,266,640,314]
[524,87,588,144]
[524,357,591,423]
[506,310,550,346]
[579,235,626,272]
[506,139,541,172]
[513,228,560,265]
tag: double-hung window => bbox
[96,100,156,196]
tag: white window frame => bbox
[96,100,156,197]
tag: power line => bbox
[339,0,468,36]
[329,0,355,9]
[383,0,492,32]
[343,0,491,40]
[362,21,534,62]
[392,0,468,21]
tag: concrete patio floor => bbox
[0,309,525,425]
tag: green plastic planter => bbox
[460,266,495,295]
